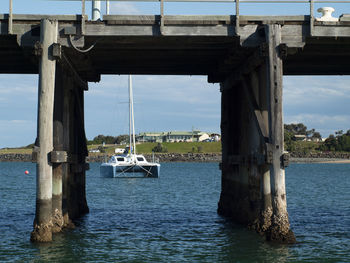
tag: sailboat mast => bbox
[129,75,132,154]
[128,75,136,155]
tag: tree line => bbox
[284,123,350,152]
[88,123,350,153]
[319,130,350,152]
[87,134,130,145]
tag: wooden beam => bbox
[220,48,264,92]
[265,23,295,243]
[31,19,58,243]
[60,52,90,90]
[52,63,65,233]
[241,76,269,142]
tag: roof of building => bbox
[138,132,165,136]
[168,131,193,136]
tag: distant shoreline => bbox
[290,158,350,164]
[1,153,350,163]
[289,157,350,163]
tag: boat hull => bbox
[100,163,160,178]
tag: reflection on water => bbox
[0,162,349,262]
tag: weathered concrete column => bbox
[52,64,65,233]
[31,19,58,242]
[265,24,295,243]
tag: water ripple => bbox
[0,162,349,262]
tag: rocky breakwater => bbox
[2,151,350,163]
[0,152,222,162]
[290,151,350,163]
[146,153,222,162]
[0,153,32,162]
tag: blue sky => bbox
[1,1,350,147]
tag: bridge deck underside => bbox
[1,16,350,79]
[0,35,36,74]
[284,38,350,75]
[66,36,242,79]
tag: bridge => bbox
[1,0,350,243]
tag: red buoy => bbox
[25,170,29,175]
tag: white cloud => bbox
[0,119,35,129]
[284,76,350,104]
[283,76,350,137]
[285,113,350,124]
[0,84,36,95]
[1,73,349,146]
[85,75,221,138]
[284,113,350,137]
[88,75,220,105]
[0,119,36,147]
[110,3,141,15]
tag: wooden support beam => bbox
[255,61,273,222]
[52,63,64,233]
[228,153,267,166]
[220,48,264,91]
[265,24,295,243]
[70,82,89,219]
[62,67,74,228]
[31,19,58,243]
[241,76,269,142]
[58,67,89,222]
[61,52,89,90]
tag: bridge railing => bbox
[7,0,350,35]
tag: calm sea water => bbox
[0,162,349,262]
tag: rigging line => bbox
[135,165,154,177]
[69,34,99,53]
[115,164,136,177]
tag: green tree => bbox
[284,130,296,152]
[284,123,307,135]
[152,143,168,153]
[335,130,343,137]
[312,131,322,140]
[116,134,129,144]
[320,131,350,152]
[322,135,337,151]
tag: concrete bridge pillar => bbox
[218,24,296,243]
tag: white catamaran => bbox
[100,75,160,178]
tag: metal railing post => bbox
[310,0,314,36]
[236,0,240,36]
[9,0,13,34]
[92,1,101,21]
[106,0,110,15]
[82,0,86,35]
[160,0,165,35]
